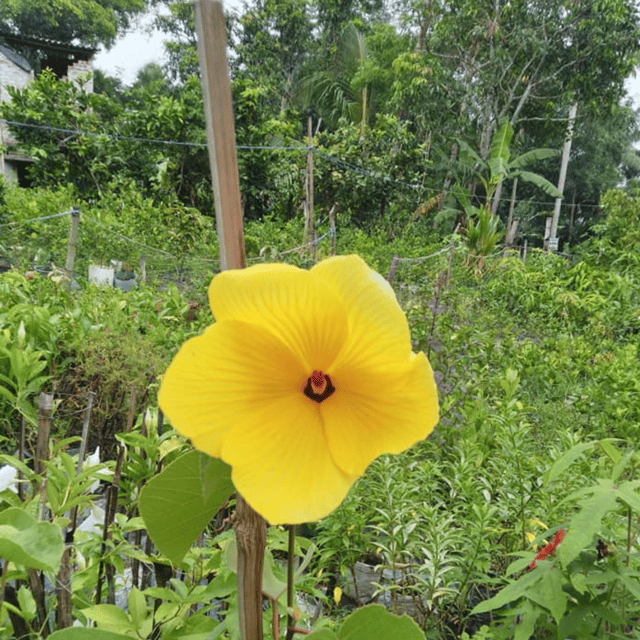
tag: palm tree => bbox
[296,23,371,134]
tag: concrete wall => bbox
[0,48,93,183]
[0,49,34,156]
[66,57,93,93]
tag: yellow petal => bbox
[209,264,349,372]
[221,393,356,524]
[311,255,412,371]
[158,320,306,458]
[322,352,439,476]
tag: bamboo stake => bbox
[194,3,266,639]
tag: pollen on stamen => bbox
[304,370,336,403]
[311,370,325,388]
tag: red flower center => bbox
[303,370,336,403]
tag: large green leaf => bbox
[0,507,63,572]
[543,441,595,486]
[509,147,560,169]
[139,450,234,564]
[526,565,567,624]
[339,604,426,640]
[306,630,339,640]
[513,171,563,199]
[559,478,620,566]
[489,119,513,164]
[471,569,542,615]
[48,630,133,640]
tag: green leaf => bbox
[139,450,234,564]
[618,570,640,600]
[488,157,508,183]
[526,565,567,624]
[0,507,63,572]
[48,630,134,640]
[306,630,339,640]
[489,119,513,164]
[559,479,619,566]
[615,481,640,513]
[509,148,560,169]
[513,600,542,640]
[127,587,148,628]
[543,441,595,486]
[513,171,563,198]
[81,604,133,632]
[198,453,234,505]
[338,604,426,640]
[471,570,541,615]
[597,439,622,465]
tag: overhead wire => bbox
[0,117,601,211]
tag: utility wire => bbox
[0,208,75,227]
[0,118,602,210]
[0,119,304,151]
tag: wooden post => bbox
[328,203,337,256]
[33,393,53,637]
[307,117,316,260]
[55,546,72,629]
[194,3,266,639]
[35,393,53,477]
[386,254,400,284]
[194,0,246,272]
[505,177,518,242]
[64,207,80,279]
[96,387,136,605]
[447,236,455,287]
[18,415,25,501]
[69,392,94,537]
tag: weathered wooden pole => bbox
[193,2,266,639]
[195,0,246,272]
[306,116,316,260]
[64,207,80,279]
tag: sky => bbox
[94,2,241,86]
[93,11,168,85]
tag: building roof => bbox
[0,43,31,72]
[0,33,97,60]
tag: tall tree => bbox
[401,0,640,157]
[0,0,148,48]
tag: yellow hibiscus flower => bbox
[158,255,438,525]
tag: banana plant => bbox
[439,119,563,264]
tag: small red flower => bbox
[530,529,566,569]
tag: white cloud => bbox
[94,1,242,86]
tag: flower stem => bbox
[235,493,267,640]
[286,525,296,640]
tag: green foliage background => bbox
[1,184,640,638]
